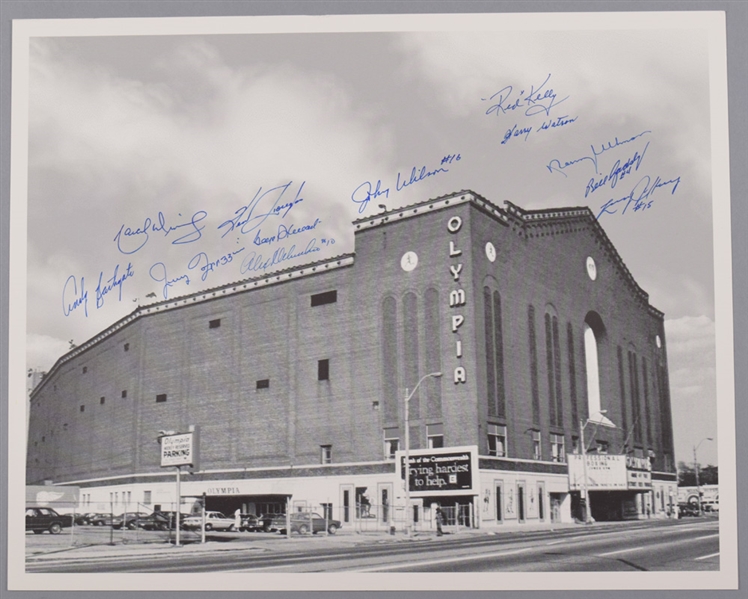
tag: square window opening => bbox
[209,318,221,329]
[311,290,337,307]
[156,394,167,403]
[256,379,270,390]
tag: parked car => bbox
[239,514,264,532]
[89,513,115,526]
[274,512,341,535]
[111,512,149,530]
[26,507,74,534]
[678,504,700,517]
[135,511,184,531]
[74,512,98,526]
[182,511,236,532]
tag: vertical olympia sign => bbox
[448,215,467,384]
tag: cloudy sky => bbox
[21,17,725,466]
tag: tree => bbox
[678,461,718,486]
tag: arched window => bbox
[583,312,606,420]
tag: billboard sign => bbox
[396,445,478,496]
[160,432,196,468]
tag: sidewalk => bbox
[26,521,591,564]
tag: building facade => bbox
[27,191,678,529]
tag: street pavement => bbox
[25,518,694,565]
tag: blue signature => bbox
[114,211,208,254]
[585,143,649,198]
[188,248,246,282]
[352,154,459,214]
[253,218,322,247]
[62,275,89,317]
[502,124,533,145]
[239,238,321,275]
[547,130,652,177]
[596,174,681,219]
[482,74,569,119]
[351,180,390,214]
[396,165,449,191]
[95,263,135,309]
[217,181,305,238]
[149,262,191,300]
[63,263,134,316]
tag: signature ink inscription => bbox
[596,174,681,219]
[62,275,89,317]
[188,248,246,282]
[217,181,305,238]
[239,239,321,275]
[95,263,135,309]
[63,263,134,316]
[585,143,649,198]
[114,211,208,254]
[351,180,390,214]
[547,130,652,177]
[253,218,322,247]
[482,74,569,119]
[149,262,190,300]
[352,154,460,214]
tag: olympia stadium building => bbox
[27,190,678,530]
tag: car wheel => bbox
[127,522,137,530]
[96,521,103,526]
[205,523,213,531]
[33,529,43,534]
[228,524,235,532]
[327,524,338,535]
[298,524,309,535]
[49,522,62,535]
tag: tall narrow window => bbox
[382,296,398,421]
[550,433,565,463]
[320,445,332,464]
[318,359,330,381]
[528,305,540,426]
[484,287,506,419]
[642,357,653,446]
[617,346,629,434]
[427,424,444,449]
[583,312,606,420]
[384,428,399,459]
[584,323,601,417]
[545,311,563,427]
[567,322,579,427]
[532,430,542,460]
[487,424,507,457]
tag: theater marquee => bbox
[396,445,479,496]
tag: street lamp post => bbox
[693,437,713,517]
[579,410,615,524]
[404,372,442,538]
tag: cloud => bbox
[665,315,719,465]
[26,333,71,373]
[26,37,394,355]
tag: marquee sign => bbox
[568,454,653,491]
[396,445,478,496]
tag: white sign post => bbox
[159,428,200,547]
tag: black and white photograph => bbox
[6,8,738,592]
